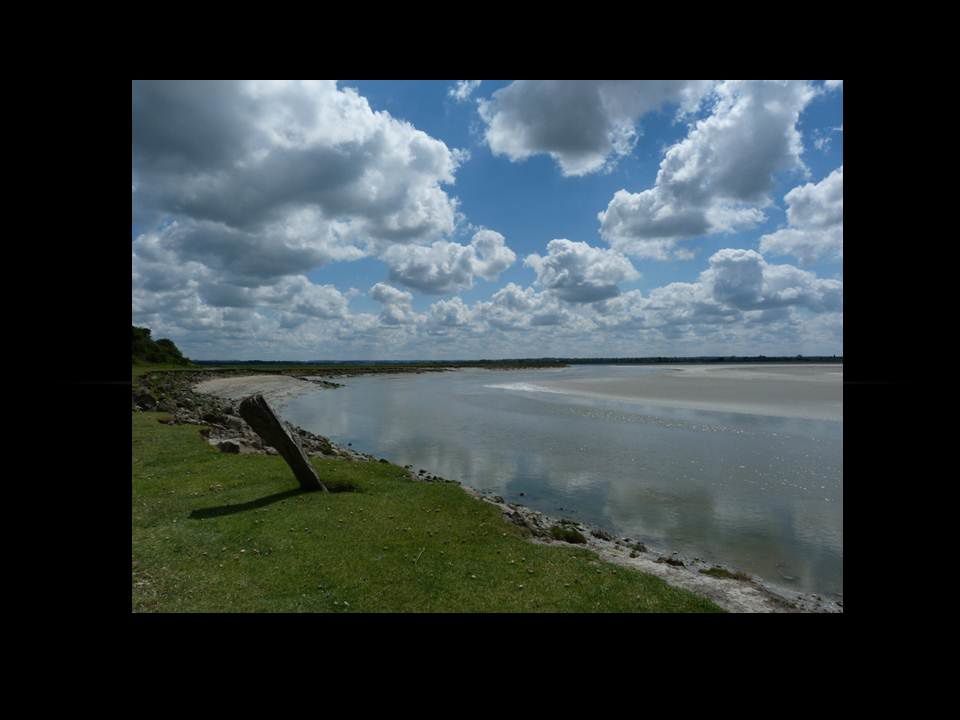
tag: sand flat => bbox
[193,374,319,407]
[533,364,842,421]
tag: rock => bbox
[591,528,613,541]
[135,392,157,410]
[224,415,245,431]
[656,556,685,567]
[217,440,242,454]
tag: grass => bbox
[132,362,201,380]
[132,411,723,613]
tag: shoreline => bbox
[135,367,841,613]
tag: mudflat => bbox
[533,364,842,421]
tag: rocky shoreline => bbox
[133,368,841,614]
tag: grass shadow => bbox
[189,487,308,519]
[189,478,360,519]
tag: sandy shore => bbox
[193,374,324,408]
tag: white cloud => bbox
[134,81,467,244]
[382,229,516,293]
[133,80,476,351]
[449,80,481,102]
[475,283,567,331]
[824,80,843,90]
[524,239,639,302]
[759,166,843,264]
[478,80,716,176]
[599,80,817,260]
[133,80,843,360]
[370,282,420,325]
[701,248,842,311]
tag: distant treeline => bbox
[194,355,842,367]
[133,326,192,366]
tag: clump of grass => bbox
[549,525,587,544]
[699,566,751,581]
[323,477,361,493]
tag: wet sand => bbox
[531,364,842,421]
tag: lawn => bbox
[132,411,723,613]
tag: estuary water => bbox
[282,364,843,597]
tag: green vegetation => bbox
[133,412,723,613]
[549,525,587,544]
[133,326,193,367]
[699,566,751,581]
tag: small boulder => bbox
[217,440,242,454]
[135,392,158,410]
[656,556,685,567]
[224,415,245,431]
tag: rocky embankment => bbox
[464,489,842,614]
[132,370,361,460]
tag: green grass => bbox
[133,412,723,613]
[132,362,201,380]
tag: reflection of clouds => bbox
[283,367,842,594]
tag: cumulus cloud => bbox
[370,282,420,325]
[134,81,466,243]
[599,80,817,259]
[759,166,843,264]
[382,229,516,293]
[590,248,841,343]
[524,239,639,302]
[133,80,842,360]
[449,80,481,102]
[475,283,566,331]
[701,248,842,312]
[478,80,716,176]
[133,80,482,350]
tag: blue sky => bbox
[133,80,843,360]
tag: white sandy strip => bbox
[488,364,842,422]
[193,375,320,408]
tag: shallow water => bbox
[282,364,843,597]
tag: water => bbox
[282,364,843,597]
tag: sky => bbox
[132,80,843,360]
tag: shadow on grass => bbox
[189,479,361,519]
[190,488,307,518]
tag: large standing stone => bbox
[238,394,327,492]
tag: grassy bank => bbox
[133,411,723,613]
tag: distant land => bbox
[193,355,842,367]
